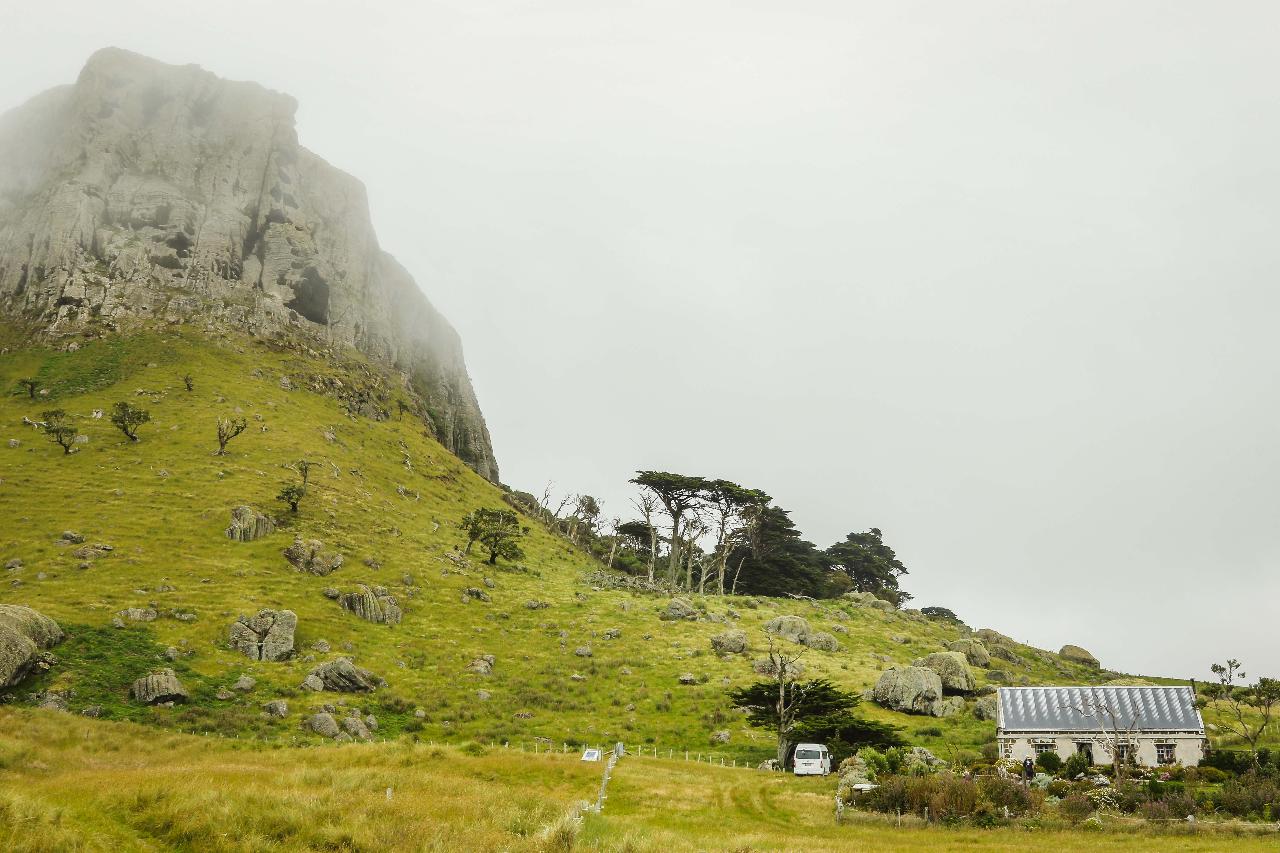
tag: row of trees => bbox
[508,470,911,603]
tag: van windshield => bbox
[794,749,821,759]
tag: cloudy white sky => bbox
[4,1,1278,679]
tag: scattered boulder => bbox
[60,531,85,544]
[711,730,731,744]
[306,711,340,738]
[232,675,257,692]
[1060,645,1100,668]
[574,646,593,658]
[758,759,780,771]
[871,666,945,716]
[985,670,1012,683]
[117,608,158,623]
[31,691,69,712]
[661,598,697,621]
[764,615,810,644]
[677,672,698,685]
[322,587,341,600]
[936,696,965,717]
[752,657,805,678]
[300,674,324,692]
[710,629,748,655]
[460,587,490,603]
[81,705,103,718]
[262,699,289,718]
[225,506,275,542]
[601,628,621,640]
[974,695,998,721]
[228,610,297,661]
[475,690,490,702]
[803,631,840,652]
[946,638,990,668]
[913,652,975,694]
[0,605,64,687]
[308,657,381,692]
[989,644,1022,664]
[342,715,372,740]
[524,600,550,610]
[130,669,189,705]
[283,538,343,576]
[338,585,403,625]
[467,654,496,676]
[902,746,946,773]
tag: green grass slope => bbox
[0,325,1210,762]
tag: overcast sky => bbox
[4,1,1278,679]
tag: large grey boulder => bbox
[130,669,188,704]
[262,699,288,718]
[338,585,402,625]
[306,711,340,738]
[913,651,976,694]
[947,638,990,667]
[661,598,697,621]
[871,666,944,716]
[1060,645,1100,668]
[803,631,840,652]
[225,506,275,542]
[0,605,64,688]
[710,629,748,655]
[974,695,998,721]
[283,538,343,576]
[309,657,382,692]
[228,609,296,661]
[764,615,810,644]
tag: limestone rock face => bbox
[309,657,381,692]
[225,506,275,542]
[338,585,402,625]
[130,668,188,704]
[946,638,990,668]
[913,652,976,695]
[0,605,64,687]
[229,609,296,661]
[1060,644,1100,668]
[872,666,945,716]
[0,48,498,481]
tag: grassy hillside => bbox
[0,324,1247,765]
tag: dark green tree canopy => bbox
[727,505,830,598]
[459,508,528,565]
[825,528,908,598]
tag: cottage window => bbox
[999,740,1014,759]
[1032,742,1056,756]
[1155,743,1176,765]
[1115,743,1132,762]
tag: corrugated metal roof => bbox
[997,686,1203,733]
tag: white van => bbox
[792,743,831,776]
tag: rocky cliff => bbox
[0,48,498,481]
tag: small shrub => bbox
[1059,794,1094,823]
[1061,750,1091,779]
[1139,799,1172,821]
[1036,751,1063,774]
[978,775,1039,816]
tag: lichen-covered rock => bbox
[0,48,498,482]
[902,746,947,773]
[0,605,64,688]
[661,598,697,621]
[228,609,296,661]
[338,585,402,625]
[710,629,748,655]
[300,674,324,692]
[803,631,840,652]
[306,711,340,738]
[130,669,188,704]
[936,696,965,717]
[752,657,806,679]
[574,646,593,658]
[947,638,990,668]
[341,714,372,740]
[284,539,343,576]
[225,506,275,542]
[1060,644,1100,668]
[117,608,157,623]
[309,657,381,692]
[232,675,256,692]
[974,695,998,721]
[466,655,496,675]
[460,587,490,603]
[262,699,288,718]
[764,615,810,643]
[872,666,945,716]
[677,672,698,685]
[711,730,730,744]
[913,651,975,694]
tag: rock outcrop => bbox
[0,48,498,481]
[871,666,946,716]
[225,506,275,542]
[284,538,343,576]
[913,652,976,694]
[710,629,747,655]
[308,657,381,692]
[130,669,188,704]
[338,585,402,625]
[228,609,296,661]
[1060,644,1100,668]
[946,638,990,668]
[0,605,64,687]
[764,615,809,643]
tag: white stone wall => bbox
[1000,733,1205,767]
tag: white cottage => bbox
[996,685,1206,768]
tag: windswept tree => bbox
[728,504,829,598]
[39,409,76,454]
[629,493,662,583]
[1201,659,1280,768]
[459,508,528,565]
[703,480,769,595]
[277,483,305,513]
[109,401,151,442]
[630,471,708,588]
[728,631,809,765]
[825,528,910,604]
[215,416,248,455]
[16,378,38,400]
